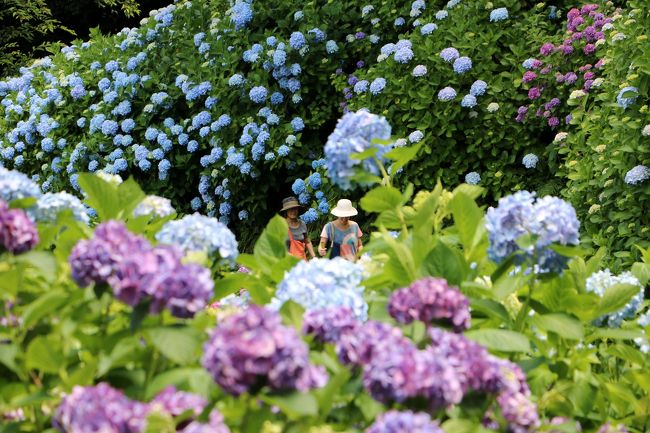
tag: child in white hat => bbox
[318,199,363,262]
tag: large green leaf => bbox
[14,251,57,282]
[360,186,404,213]
[465,329,531,352]
[21,290,69,328]
[449,191,484,256]
[595,283,641,317]
[384,141,422,173]
[26,336,64,374]
[253,215,288,269]
[77,174,145,221]
[147,326,202,365]
[261,392,318,419]
[420,240,467,285]
[588,328,644,341]
[470,298,510,323]
[0,344,25,379]
[279,300,305,332]
[530,313,584,340]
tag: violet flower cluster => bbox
[485,191,580,273]
[53,383,229,433]
[516,4,611,127]
[365,410,445,433]
[302,306,359,343]
[388,277,471,331]
[69,221,214,318]
[201,305,328,395]
[0,200,39,254]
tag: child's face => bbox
[287,208,299,218]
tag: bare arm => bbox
[318,236,328,257]
[305,235,316,259]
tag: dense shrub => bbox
[559,1,650,268]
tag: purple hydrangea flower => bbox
[150,386,206,418]
[437,87,457,101]
[303,306,360,343]
[336,320,405,366]
[496,390,540,432]
[388,277,471,331]
[202,306,328,395]
[0,204,39,254]
[68,221,150,287]
[53,383,149,433]
[366,411,444,433]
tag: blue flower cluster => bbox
[486,191,580,273]
[522,153,539,169]
[155,213,238,263]
[31,192,89,224]
[616,86,638,109]
[0,167,42,203]
[272,257,368,320]
[489,8,509,22]
[586,269,644,327]
[465,171,481,185]
[624,165,650,185]
[324,110,393,190]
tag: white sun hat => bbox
[331,199,358,217]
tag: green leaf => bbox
[26,336,64,374]
[8,196,37,209]
[493,274,526,300]
[253,215,288,269]
[279,300,305,332]
[530,313,584,340]
[350,147,378,160]
[0,344,25,378]
[77,174,145,221]
[420,240,467,285]
[596,283,641,317]
[21,291,68,328]
[589,328,644,341]
[465,329,530,352]
[449,192,484,255]
[313,369,351,415]
[14,251,57,281]
[355,392,384,422]
[146,368,214,399]
[147,326,202,365]
[441,419,482,433]
[97,336,142,377]
[379,231,417,286]
[360,186,404,213]
[261,392,318,419]
[470,298,510,323]
[144,411,176,433]
[384,142,422,173]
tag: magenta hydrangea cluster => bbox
[302,306,360,343]
[68,221,213,318]
[516,3,612,128]
[201,305,328,395]
[53,384,226,433]
[387,277,471,331]
[0,200,39,254]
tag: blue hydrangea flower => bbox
[465,172,481,185]
[412,65,427,77]
[617,86,638,109]
[324,110,393,190]
[394,47,414,63]
[435,10,449,20]
[278,145,290,156]
[421,23,437,35]
[470,80,488,96]
[624,165,650,185]
[292,178,306,195]
[289,32,307,50]
[272,258,368,320]
[228,74,245,87]
[230,1,253,29]
[486,191,580,273]
[308,173,322,189]
[121,119,135,133]
[522,153,539,169]
[395,17,405,26]
[249,86,268,103]
[370,78,387,95]
[438,87,457,101]
[0,167,42,202]
[354,80,369,93]
[522,58,538,69]
[409,130,424,143]
[461,94,477,108]
[101,120,119,136]
[156,213,238,263]
[291,117,305,132]
[32,192,89,224]
[440,47,460,63]
[453,56,472,74]
[490,8,509,22]
[326,40,338,54]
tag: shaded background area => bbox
[0,0,170,77]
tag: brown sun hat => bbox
[280,196,302,213]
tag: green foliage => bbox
[560,1,650,270]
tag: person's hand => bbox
[318,245,327,256]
